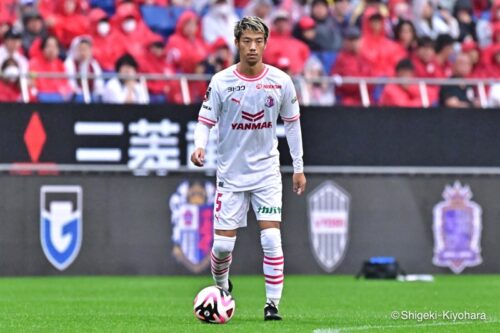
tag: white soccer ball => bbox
[193,286,235,324]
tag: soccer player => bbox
[191,16,306,321]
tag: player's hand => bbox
[191,148,205,167]
[293,172,306,195]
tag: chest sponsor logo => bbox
[231,110,272,130]
[432,181,483,274]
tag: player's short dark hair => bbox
[234,16,270,41]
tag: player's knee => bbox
[212,234,236,257]
[260,228,282,254]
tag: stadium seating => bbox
[313,51,338,75]
[90,0,115,16]
[141,5,181,38]
[36,93,66,103]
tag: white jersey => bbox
[198,64,300,191]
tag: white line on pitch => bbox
[313,319,500,333]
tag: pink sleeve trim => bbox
[281,114,300,122]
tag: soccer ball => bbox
[193,286,235,324]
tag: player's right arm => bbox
[191,80,222,167]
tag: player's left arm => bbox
[280,77,306,195]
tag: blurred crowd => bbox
[0,0,498,107]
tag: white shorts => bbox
[213,183,282,230]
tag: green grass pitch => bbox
[0,275,498,332]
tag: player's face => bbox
[236,30,266,66]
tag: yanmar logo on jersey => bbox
[232,110,272,130]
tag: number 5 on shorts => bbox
[215,193,223,212]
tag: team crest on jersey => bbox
[170,180,215,273]
[265,96,275,108]
[308,181,350,272]
[40,186,83,271]
[432,181,483,274]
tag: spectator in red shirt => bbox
[379,58,424,107]
[0,0,16,26]
[38,0,89,18]
[190,37,234,103]
[359,7,402,77]
[434,34,455,77]
[89,8,126,72]
[411,36,443,104]
[0,57,22,102]
[331,26,372,106]
[292,16,323,52]
[165,10,208,104]
[29,35,73,99]
[393,19,417,58]
[461,40,486,78]
[412,37,441,77]
[165,11,208,74]
[0,21,10,45]
[388,0,412,23]
[112,2,161,60]
[43,0,90,48]
[263,10,310,75]
[201,37,234,74]
[488,45,500,78]
[139,37,182,104]
[481,23,500,69]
